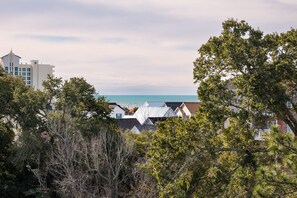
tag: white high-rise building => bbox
[0,50,54,90]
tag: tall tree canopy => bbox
[194,19,297,135]
[42,76,113,137]
[146,19,297,197]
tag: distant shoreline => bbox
[99,95,199,108]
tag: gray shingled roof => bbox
[116,118,140,130]
[165,102,183,111]
[182,102,200,114]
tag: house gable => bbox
[134,106,176,124]
[182,102,200,117]
[109,103,125,119]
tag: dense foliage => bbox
[146,19,297,197]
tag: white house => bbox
[133,106,176,124]
[0,50,54,90]
[175,102,200,118]
[109,103,125,119]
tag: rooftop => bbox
[182,102,200,114]
[116,118,141,130]
[165,102,183,111]
[1,50,21,59]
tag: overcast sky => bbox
[1,0,297,95]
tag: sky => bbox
[1,0,297,95]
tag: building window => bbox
[5,67,8,72]
[116,113,122,119]
[22,68,26,71]
[27,68,31,71]
[27,72,31,76]
[15,71,18,75]
[27,77,30,80]
[22,72,26,76]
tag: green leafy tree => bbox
[147,118,206,197]
[193,19,297,196]
[42,76,113,137]
[0,121,18,197]
[0,69,46,197]
[147,19,297,197]
[255,128,297,197]
[194,19,297,135]
[147,117,269,197]
[0,70,45,131]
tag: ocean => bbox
[100,95,199,108]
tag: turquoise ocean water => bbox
[101,95,199,108]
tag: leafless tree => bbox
[90,128,134,198]
[34,112,134,198]
[126,158,159,198]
